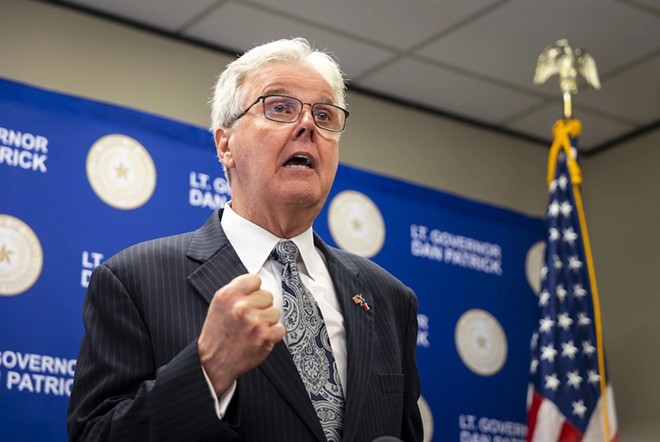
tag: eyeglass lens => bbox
[262,95,345,132]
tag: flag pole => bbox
[535,39,612,440]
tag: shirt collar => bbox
[221,204,320,280]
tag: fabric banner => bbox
[0,77,544,441]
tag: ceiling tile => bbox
[578,53,660,126]
[417,0,660,91]
[505,103,635,151]
[246,0,501,50]
[359,58,542,123]
[61,0,217,31]
[183,2,394,79]
[628,0,660,14]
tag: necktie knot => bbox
[271,240,300,266]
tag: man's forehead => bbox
[243,64,334,100]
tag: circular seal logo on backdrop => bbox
[525,240,546,294]
[418,395,434,442]
[0,214,43,296]
[455,309,508,376]
[86,134,156,210]
[327,190,385,258]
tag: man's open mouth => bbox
[284,155,313,168]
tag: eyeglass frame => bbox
[230,94,349,132]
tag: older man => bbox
[67,38,422,442]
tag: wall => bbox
[0,0,548,217]
[2,0,656,439]
[583,130,660,441]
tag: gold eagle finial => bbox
[534,39,600,118]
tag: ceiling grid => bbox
[49,0,660,154]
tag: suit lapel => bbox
[186,210,245,304]
[316,237,375,442]
[258,343,326,441]
[186,210,326,442]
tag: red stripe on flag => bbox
[526,389,544,441]
[557,420,582,442]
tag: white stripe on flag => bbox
[531,399,565,442]
[583,385,618,441]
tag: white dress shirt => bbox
[205,204,347,418]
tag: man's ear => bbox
[215,127,235,169]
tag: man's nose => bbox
[293,106,317,140]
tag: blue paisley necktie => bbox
[271,240,344,442]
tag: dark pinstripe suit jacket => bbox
[67,210,422,442]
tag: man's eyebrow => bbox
[318,96,335,105]
[262,88,288,96]
[262,88,336,104]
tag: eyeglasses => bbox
[232,94,349,132]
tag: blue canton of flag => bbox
[527,121,617,442]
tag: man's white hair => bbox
[209,38,347,133]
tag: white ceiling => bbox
[53,0,660,154]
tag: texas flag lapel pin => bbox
[352,294,370,311]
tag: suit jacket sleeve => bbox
[67,262,235,442]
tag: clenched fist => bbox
[198,274,285,396]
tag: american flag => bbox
[527,123,618,442]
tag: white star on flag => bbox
[549,227,560,241]
[539,290,550,306]
[562,227,578,245]
[572,400,587,419]
[556,284,568,302]
[560,201,573,217]
[561,340,579,359]
[539,317,555,333]
[567,371,583,389]
[577,312,592,326]
[548,201,560,217]
[588,370,601,385]
[557,313,574,330]
[553,255,563,270]
[545,373,560,391]
[530,359,539,374]
[568,256,583,270]
[541,344,558,363]
[582,340,596,357]
[573,283,587,300]
[557,175,568,190]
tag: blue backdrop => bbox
[0,78,544,441]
